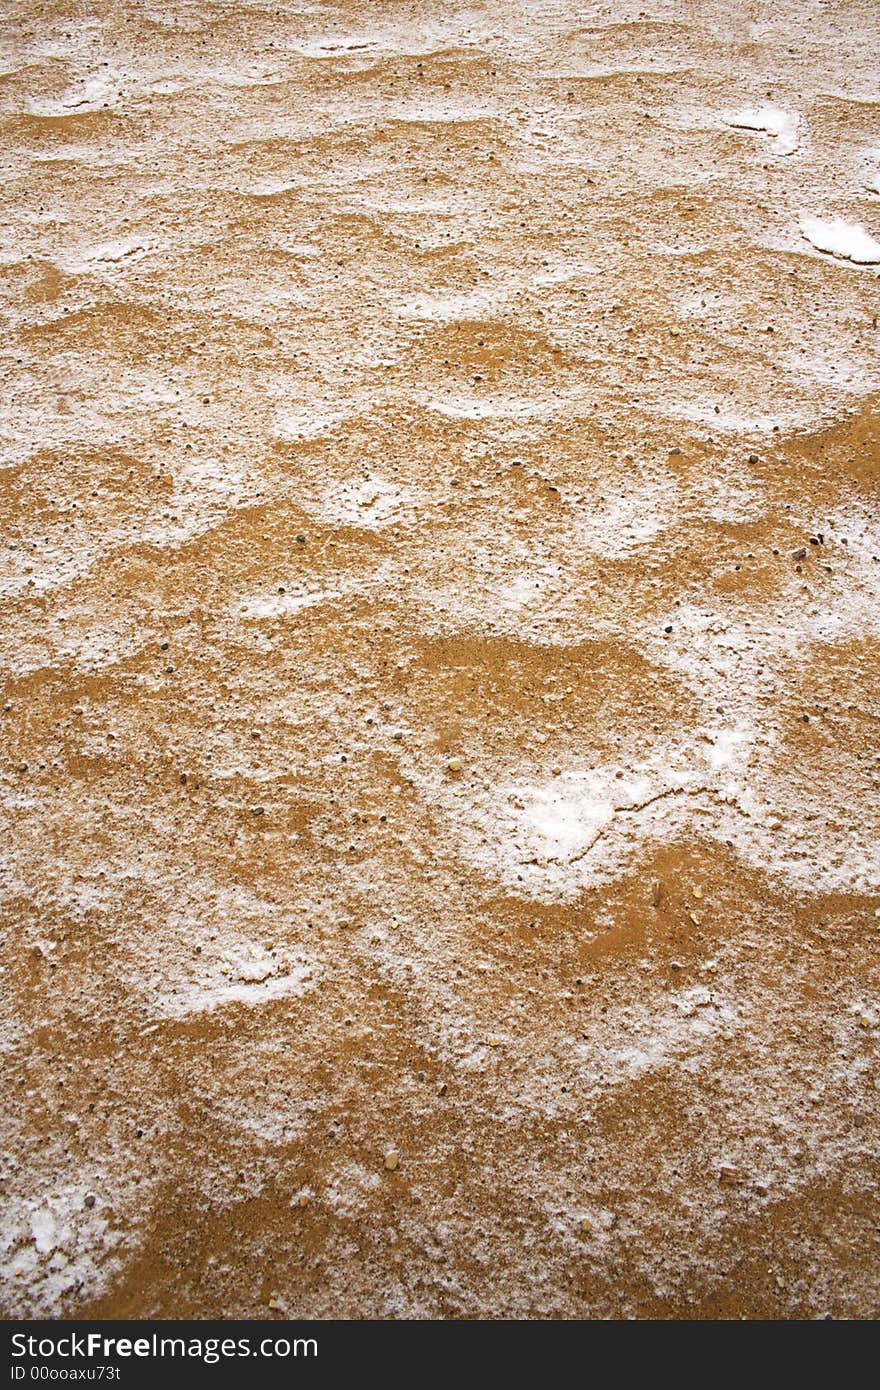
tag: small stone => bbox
[447,757,463,774]
[719,1165,738,1186]
[298,1194,309,1208]
[487,1034,502,1047]
[578,1217,592,1236]
[384,1150,400,1171]
[268,1294,281,1310]
[792,547,807,560]
[693,886,703,900]
[437,1082,448,1096]
[689,911,702,926]
[551,765,562,777]
[84,1194,96,1210]
[295,534,306,543]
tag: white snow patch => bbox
[56,239,155,275]
[274,405,354,441]
[724,105,801,155]
[27,75,119,116]
[800,217,880,265]
[151,959,318,1020]
[30,1208,58,1255]
[303,476,419,527]
[425,393,552,422]
[249,179,297,197]
[517,774,620,861]
[573,482,679,557]
[239,587,343,620]
[0,1178,133,1318]
[706,726,753,770]
[397,291,498,321]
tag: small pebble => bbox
[384,1150,400,1171]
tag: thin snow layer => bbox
[300,476,422,528]
[572,479,681,557]
[0,1179,137,1317]
[800,217,880,265]
[149,956,319,1020]
[397,290,500,322]
[423,392,554,422]
[54,239,158,276]
[724,105,801,155]
[419,500,880,904]
[273,405,357,442]
[455,728,879,902]
[238,587,344,620]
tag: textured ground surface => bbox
[1,0,879,1320]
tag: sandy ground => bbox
[1,0,879,1320]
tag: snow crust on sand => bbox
[800,217,880,264]
[724,105,801,155]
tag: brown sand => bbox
[1,0,879,1319]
